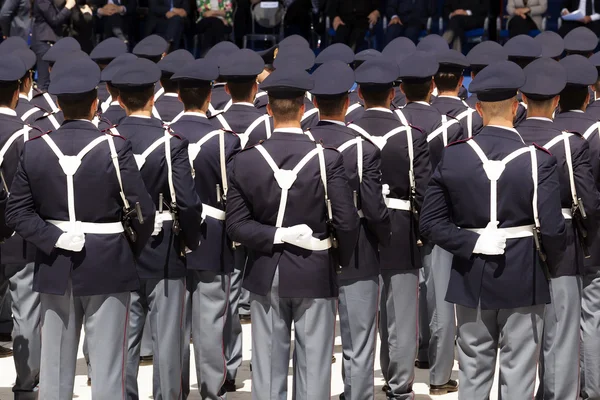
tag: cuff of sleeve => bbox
[592,13,600,21]
[466,10,472,16]
[391,14,398,20]
[274,228,284,244]
[120,6,126,14]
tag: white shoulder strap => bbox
[316,143,332,220]
[163,128,177,205]
[301,107,319,122]
[0,126,32,168]
[219,129,228,201]
[168,110,185,125]
[21,107,41,122]
[106,133,130,209]
[338,137,364,183]
[223,99,233,112]
[255,91,267,100]
[394,109,409,126]
[544,132,578,207]
[530,146,540,229]
[100,95,113,113]
[154,87,165,102]
[133,135,170,169]
[346,103,362,116]
[427,115,459,145]
[456,108,476,138]
[151,106,161,121]
[216,113,232,131]
[43,92,59,113]
[242,114,271,148]
[188,130,223,164]
[583,122,600,140]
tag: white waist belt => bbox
[384,197,411,211]
[562,208,572,220]
[202,204,226,221]
[288,236,333,251]
[464,224,535,239]
[156,211,173,221]
[48,220,124,234]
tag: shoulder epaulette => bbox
[240,139,263,152]
[444,113,459,121]
[208,110,225,119]
[29,130,50,141]
[408,124,425,135]
[533,143,552,155]
[103,127,126,140]
[447,137,473,147]
[564,129,584,138]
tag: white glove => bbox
[472,222,507,256]
[274,224,313,245]
[55,231,86,252]
[382,184,390,197]
[152,214,164,236]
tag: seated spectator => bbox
[507,0,547,38]
[69,1,94,53]
[282,0,318,39]
[327,0,380,51]
[196,0,233,51]
[146,0,188,51]
[91,0,135,42]
[560,0,600,36]
[442,0,490,52]
[385,0,432,44]
[0,0,31,42]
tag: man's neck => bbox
[319,114,345,123]
[438,90,460,98]
[185,108,206,115]
[232,98,254,104]
[364,103,391,110]
[273,120,302,130]
[527,111,554,120]
[485,117,513,128]
[127,109,152,117]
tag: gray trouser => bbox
[126,277,187,400]
[141,316,153,357]
[224,248,245,381]
[339,276,379,400]
[417,250,430,363]
[536,275,582,400]
[40,284,130,400]
[456,304,545,400]
[251,267,336,400]
[425,246,456,385]
[183,270,229,400]
[239,288,251,317]
[0,263,41,400]
[379,269,419,400]
[581,266,600,400]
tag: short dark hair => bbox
[226,81,256,102]
[315,94,348,116]
[434,72,461,93]
[359,87,393,108]
[559,86,589,112]
[118,86,155,111]
[160,75,178,93]
[268,95,304,121]
[57,89,98,120]
[524,97,555,112]
[106,83,120,100]
[178,83,212,110]
[401,81,431,102]
[19,71,32,93]
[0,81,20,107]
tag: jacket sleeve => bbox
[529,0,547,16]
[572,139,600,242]
[226,154,279,254]
[419,154,480,259]
[507,0,516,15]
[475,0,490,18]
[171,138,203,251]
[37,0,72,29]
[360,145,391,246]
[386,0,398,19]
[0,187,13,240]
[326,149,360,267]
[326,0,340,21]
[0,0,19,36]
[149,0,169,17]
[412,128,431,211]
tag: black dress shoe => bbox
[382,384,390,392]
[332,355,336,363]
[414,360,430,369]
[139,355,153,366]
[221,379,236,392]
[0,345,12,358]
[430,379,458,395]
[0,333,11,342]
[87,378,91,387]
[339,393,345,400]
[239,314,251,324]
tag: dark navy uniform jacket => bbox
[517,117,600,277]
[170,112,241,273]
[31,89,58,114]
[253,90,268,114]
[586,100,600,121]
[97,84,110,105]
[102,101,127,126]
[226,129,360,298]
[354,108,431,271]
[154,93,184,123]
[396,101,464,170]
[5,120,156,296]
[392,88,407,109]
[33,109,64,133]
[554,110,600,267]
[346,90,365,123]
[16,94,45,124]
[211,84,231,111]
[420,126,567,310]
[114,116,203,280]
[310,121,391,281]
[212,102,263,134]
[431,95,484,138]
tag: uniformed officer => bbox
[431,49,483,138]
[169,58,240,400]
[420,60,567,400]
[346,49,382,124]
[309,60,391,400]
[204,41,240,113]
[564,26,598,57]
[98,53,137,126]
[5,55,156,399]
[534,31,565,60]
[90,37,129,105]
[225,67,360,399]
[132,34,169,63]
[109,58,203,400]
[465,41,509,108]
[0,54,40,400]
[552,54,600,400]
[154,49,194,122]
[350,57,430,400]
[381,37,416,109]
[253,45,277,114]
[516,57,600,400]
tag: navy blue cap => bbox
[260,68,314,99]
[0,37,28,53]
[204,41,239,67]
[90,38,128,63]
[171,58,219,83]
[564,26,598,54]
[101,53,138,83]
[11,48,36,71]
[157,49,194,75]
[589,51,600,69]
[310,60,355,97]
[416,34,449,54]
[219,49,264,81]
[132,35,168,59]
[0,55,27,82]
[382,36,416,59]
[355,58,399,89]
[42,37,81,64]
[110,58,161,88]
[315,43,354,64]
[279,34,309,49]
[355,49,381,62]
[436,49,469,73]
[560,54,598,87]
[521,58,567,99]
[467,41,509,71]
[48,57,100,95]
[398,51,438,82]
[273,45,315,71]
[504,34,542,60]
[468,61,525,102]
[535,31,564,59]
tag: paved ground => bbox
[0,319,504,400]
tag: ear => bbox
[389,87,396,102]
[521,92,529,106]
[458,75,464,88]
[266,103,273,117]
[553,95,560,110]
[358,87,365,101]
[313,96,318,109]
[399,82,406,95]
[511,98,519,115]
[585,89,591,109]
[117,95,126,111]
[475,101,483,118]
[224,84,231,96]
